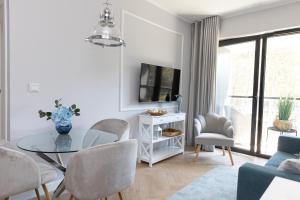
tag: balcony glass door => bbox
[260,33,300,155]
[218,29,300,157]
[217,39,259,152]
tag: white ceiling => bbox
[146,0,300,22]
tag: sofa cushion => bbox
[278,159,300,175]
[266,151,298,168]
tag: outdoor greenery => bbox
[278,97,294,121]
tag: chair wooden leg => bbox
[35,188,41,200]
[69,194,74,200]
[222,146,225,156]
[4,197,9,200]
[227,146,234,166]
[118,192,123,200]
[195,144,200,159]
[42,184,51,200]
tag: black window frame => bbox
[218,27,300,158]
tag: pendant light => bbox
[86,0,125,47]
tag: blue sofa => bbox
[237,136,300,200]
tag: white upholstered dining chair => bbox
[0,146,57,200]
[65,139,138,200]
[90,119,130,141]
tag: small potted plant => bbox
[273,97,294,131]
[39,99,80,134]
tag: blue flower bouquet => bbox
[39,99,80,134]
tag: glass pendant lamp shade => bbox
[86,1,125,47]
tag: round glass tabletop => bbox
[17,129,119,153]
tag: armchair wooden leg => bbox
[42,184,51,200]
[195,144,200,159]
[35,188,41,200]
[227,146,234,166]
[118,192,123,200]
[4,197,9,200]
[69,194,74,200]
[194,144,198,152]
[222,146,225,156]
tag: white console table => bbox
[138,113,186,167]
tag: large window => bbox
[217,28,300,156]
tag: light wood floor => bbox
[49,148,266,200]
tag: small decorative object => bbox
[39,99,80,135]
[176,95,183,113]
[273,97,294,131]
[153,126,162,140]
[162,128,182,137]
[147,109,167,116]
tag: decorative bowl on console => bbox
[147,109,167,116]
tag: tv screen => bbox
[139,63,180,102]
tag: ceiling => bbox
[146,0,300,22]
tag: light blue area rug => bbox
[168,166,238,200]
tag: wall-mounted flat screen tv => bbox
[139,63,181,102]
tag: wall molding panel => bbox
[119,10,184,112]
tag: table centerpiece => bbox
[39,99,80,135]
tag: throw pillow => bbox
[278,159,300,175]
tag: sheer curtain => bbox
[186,16,220,146]
[215,48,231,116]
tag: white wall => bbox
[121,11,184,111]
[8,0,191,140]
[220,1,300,39]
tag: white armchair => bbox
[0,147,57,200]
[194,113,235,165]
[65,139,138,200]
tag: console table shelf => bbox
[138,113,186,167]
[139,134,184,144]
[140,146,183,164]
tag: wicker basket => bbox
[162,128,182,137]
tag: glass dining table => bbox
[17,128,118,198]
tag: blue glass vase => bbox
[55,122,72,135]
